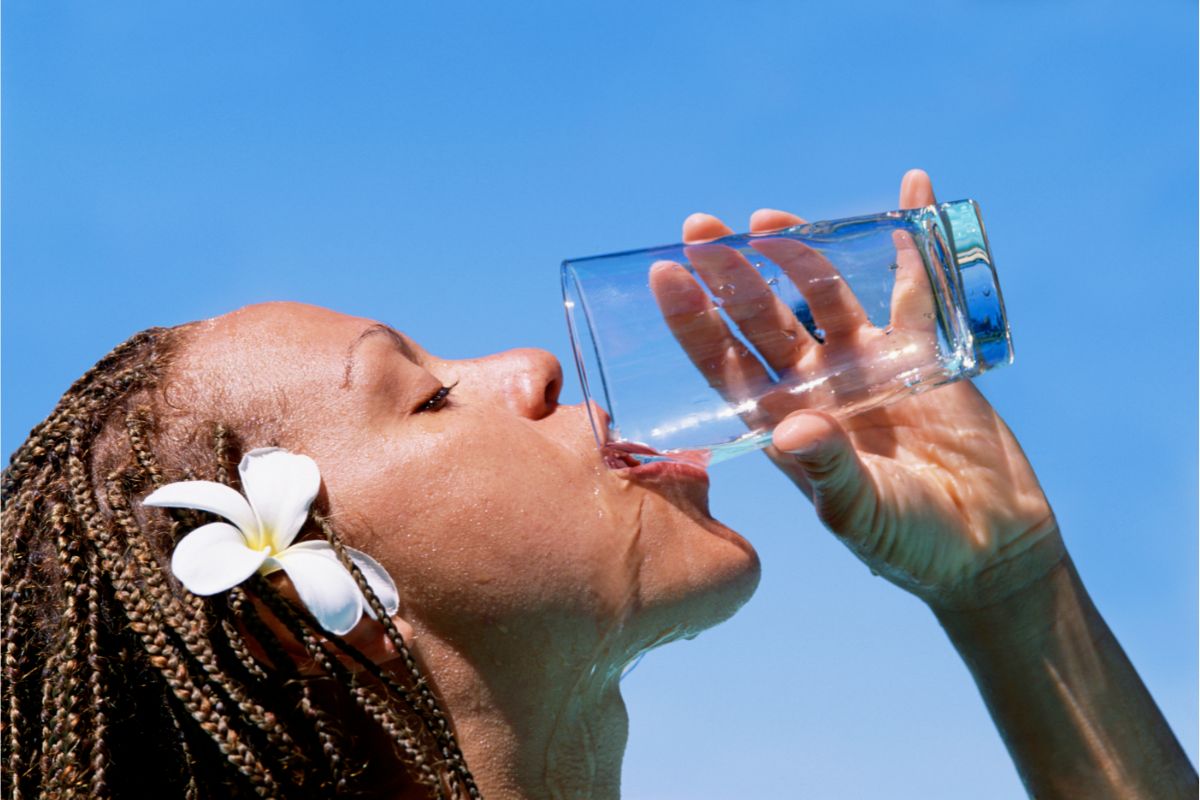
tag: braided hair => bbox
[1,326,481,799]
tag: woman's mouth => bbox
[601,442,710,485]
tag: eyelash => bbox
[417,382,457,413]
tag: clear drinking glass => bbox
[561,199,1011,466]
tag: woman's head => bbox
[2,301,759,797]
[175,302,760,656]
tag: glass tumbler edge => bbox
[941,199,1014,373]
[561,261,611,452]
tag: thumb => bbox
[773,411,875,534]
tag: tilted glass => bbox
[562,200,1011,465]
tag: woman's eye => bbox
[417,384,455,413]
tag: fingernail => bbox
[777,415,829,455]
[785,441,823,458]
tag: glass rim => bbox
[939,199,1014,372]
[561,263,612,451]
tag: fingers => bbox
[889,230,938,334]
[899,168,936,209]
[681,214,813,373]
[891,169,939,333]
[682,212,733,244]
[682,244,813,372]
[749,208,805,233]
[747,206,872,340]
[773,411,877,534]
[649,259,771,400]
[671,178,938,389]
[750,235,871,339]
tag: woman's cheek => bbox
[378,431,595,583]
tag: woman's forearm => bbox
[935,556,1196,799]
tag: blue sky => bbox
[4,2,1196,797]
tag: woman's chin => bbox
[695,518,762,625]
[642,516,762,639]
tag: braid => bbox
[37,635,63,791]
[103,467,300,767]
[2,324,480,799]
[2,479,40,800]
[83,546,110,798]
[229,584,357,792]
[169,700,204,800]
[4,332,158,494]
[3,570,33,800]
[125,408,166,489]
[317,517,482,800]
[232,589,353,792]
[93,468,281,798]
[251,580,447,798]
[43,502,89,798]
[213,424,233,485]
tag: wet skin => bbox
[170,301,761,798]
[159,169,1195,799]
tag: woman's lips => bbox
[586,403,710,485]
[601,442,710,486]
[602,442,651,469]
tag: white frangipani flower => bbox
[143,447,399,636]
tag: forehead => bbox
[212,301,367,342]
[347,323,421,365]
[179,301,418,391]
[170,302,427,443]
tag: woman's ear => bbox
[335,610,416,669]
[244,574,416,676]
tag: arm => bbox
[937,555,1196,799]
[657,169,1196,797]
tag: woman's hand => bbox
[652,170,1063,611]
[653,173,1199,795]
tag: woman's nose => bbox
[470,348,563,420]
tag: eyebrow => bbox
[342,323,418,387]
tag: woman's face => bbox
[175,302,759,674]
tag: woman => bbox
[3,172,1195,799]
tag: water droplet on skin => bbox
[713,296,726,307]
[922,312,935,320]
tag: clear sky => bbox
[4,2,1196,797]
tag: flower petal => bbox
[344,546,400,619]
[286,541,400,619]
[171,522,267,595]
[143,480,258,535]
[274,548,363,636]
[238,448,321,551]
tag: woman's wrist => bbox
[924,515,1067,618]
[932,544,1071,660]
[933,544,1198,799]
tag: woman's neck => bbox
[411,623,631,800]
